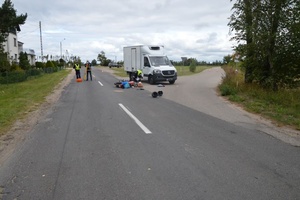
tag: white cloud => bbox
[12,0,235,62]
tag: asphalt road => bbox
[0,68,299,200]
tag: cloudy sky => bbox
[11,0,235,63]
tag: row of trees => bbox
[172,59,223,66]
[228,0,300,90]
[97,51,121,66]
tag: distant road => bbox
[0,67,299,200]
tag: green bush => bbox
[10,62,19,71]
[219,65,300,130]
[53,66,58,72]
[46,61,55,68]
[25,69,43,77]
[44,61,57,73]
[219,84,238,96]
[218,66,241,96]
[0,53,10,72]
[189,60,196,72]
[0,68,44,84]
[0,70,27,84]
[35,62,45,69]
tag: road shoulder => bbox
[0,70,74,165]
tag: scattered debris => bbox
[152,91,163,98]
[152,92,158,98]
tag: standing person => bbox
[85,61,92,81]
[73,63,81,79]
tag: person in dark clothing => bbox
[85,61,92,81]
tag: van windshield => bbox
[149,56,171,67]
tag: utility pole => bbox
[60,38,65,59]
[39,21,43,62]
[66,50,69,62]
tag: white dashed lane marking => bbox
[118,103,152,134]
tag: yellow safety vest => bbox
[137,70,142,76]
[75,64,80,70]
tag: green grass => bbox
[219,66,300,130]
[0,69,70,135]
[109,67,128,77]
[175,65,211,76]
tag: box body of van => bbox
[123,45,177,84]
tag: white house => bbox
[2,27,20,63]
[2,26,36,65]
[23,48,36,66]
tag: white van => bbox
[123,45,177,84]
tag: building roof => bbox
[23,48,36,56]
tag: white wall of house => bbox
[3,32,19,63]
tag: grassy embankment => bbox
[0,69,71,136]
[219,66,300,130]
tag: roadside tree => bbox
[97,51,110,66]
[0,0,27,52]
[228,0,300,89]
[19,52,30,70]
[91,59,97,66]
[189,59,197,72]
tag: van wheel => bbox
[169,80,175,84]
[148,75,155,85]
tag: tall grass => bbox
[219,66,300,129]
[0,69,70,135]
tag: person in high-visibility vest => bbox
[73,63,81,79]
[134,69,143,82]
[137,69,142,77]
